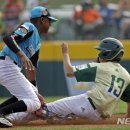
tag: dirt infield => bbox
[14,114,130,129]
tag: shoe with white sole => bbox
[0,114,13,128]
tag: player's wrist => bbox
[17,51,26,58]
[63,53,69,56]
[30,80,37,87]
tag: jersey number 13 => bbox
[108,75,125,97]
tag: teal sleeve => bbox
[121,83,130,102]
[14,23,31,38]
[14,28,26,38]
[74,66,97,82]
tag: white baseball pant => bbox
[7,93,102,123]
[0,56,41,112]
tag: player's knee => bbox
[23,98,41,112]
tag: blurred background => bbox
[0,0,130,40]
[0,0,130,97]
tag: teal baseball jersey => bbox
[0,22,41,67]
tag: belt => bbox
[88,97,96,110]
[0,56,18,65]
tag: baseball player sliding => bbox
[0,6,57,127]
[6,38,130,124]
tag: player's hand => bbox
[21,56,34,70]
[17,51,34,70]
[33,107,43,116]
[34,94,46,116]
[61,42,68,54]
[38,94,45,107]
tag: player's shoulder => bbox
[20,22,36,32]
[88,62,99,67]
[89,62,117,71]
[14,22,36,38]
[116,63,129,73]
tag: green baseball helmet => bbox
[95,37,124,61]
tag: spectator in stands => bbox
[39,0,48,7]
[2,0,24,34]
[113,0,130,38]
[0,12,5,41]
[25,0,48,12]
[26,0,39,11]
[0,8,4,41]
[96,0,118,38]
[119,0,130,39]
[73,5,83,40]
[73,0,103,39]
[98,0,114,25]
[124,26,130,39]
[21,0,39,22]
[118,0,130,11]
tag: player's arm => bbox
[25,67,38,95]
[25,50,40,87]
[25,69,37,85]
[26,50,45,111]
[61,42,97,81]
[74,64,97,82]
[3,26,34,70]
[61,42,74,77]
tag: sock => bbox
[0,100,27,115]
[0,96,18,108]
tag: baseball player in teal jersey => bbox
[5,38,130,124]
[0,6,57,127]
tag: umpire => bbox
[0,6,57,127]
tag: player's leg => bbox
[6,112,39,124]
[5,93,102,124]
[0,61,41,127]
[0,96,18,108]
[46,93,102,121]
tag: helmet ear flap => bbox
[98,50,111,60]
[102,51,111,57]
[96,57,100,63]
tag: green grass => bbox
[44,96,65,103]
[114,100,127,114]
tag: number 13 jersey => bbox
[73,62,130,118]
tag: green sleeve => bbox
[74,66,97,82]
[121,83,130,102]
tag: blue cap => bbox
[30,6,57,23]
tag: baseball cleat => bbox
[41,105,49,119]
[0,114,13,128]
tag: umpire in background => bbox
[0,6,57,127]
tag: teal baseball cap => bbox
[30,6,57,23]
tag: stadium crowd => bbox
[0,0,130,40]
[73,0,130,39]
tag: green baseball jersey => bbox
[73,62,130,118]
